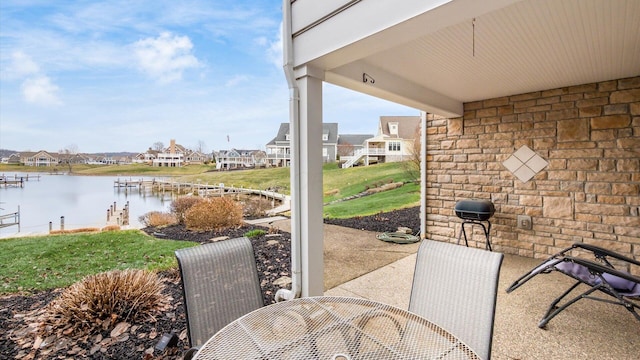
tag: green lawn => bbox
[0,161,422,295]
[323,182,420,218]
[0,230,197,294]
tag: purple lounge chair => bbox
[506,243,640,328]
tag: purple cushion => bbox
[602,273,638,292]
[555,261,639,295]
[555,262,596,284]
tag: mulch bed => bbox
[0,206,419,360]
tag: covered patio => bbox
[280,0,640,300]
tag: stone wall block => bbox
[549,149,603,159]
[543,197,573,219]
[557,119,589,141]
[618,77,640,89]
[575,203,626,216]
[611,183,639,196]
[547,108,579,121]
[617,159,640,172]
[447,118,463,135]
[579,106,602,117]
[591,115,631,129]
[604,104,629,115]
[617,137,640,149]
[610,88,640,104]
[567,83,597,94]
[598,80,618,91]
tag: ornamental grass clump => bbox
[184,197,243,231]
[40,269,169,336]
[138,211,177,227]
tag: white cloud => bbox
[21,75,62,106]
[6,51,40,79]
[132,32,201,84]
[225,74,249,87]
[265,23,283,68]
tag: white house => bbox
[214,149,267,170]
[341,116,419,168]
[153,139,184,167]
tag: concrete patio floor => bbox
[326,252,639,359]
[265,218,639,359]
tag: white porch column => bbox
[420,111,427,239]
[291,65,324,297]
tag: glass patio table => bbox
[193,296,479,360]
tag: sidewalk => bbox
[263,218,639,359]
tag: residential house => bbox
[21,151,59,167]
[153,140,185,167]
[266,123,339,167]
[336,134,373,159]
[341,116,419,168]
[134,149,159,164]
[281,0,640,298]
[185,150,208,165]
[5,153,21,164]
[59,153,91,165]
[214,149,267,170]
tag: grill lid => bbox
[455,199,495,221]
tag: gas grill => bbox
[454,199,495,251]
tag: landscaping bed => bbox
[0,206,419,359]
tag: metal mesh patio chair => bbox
[175,237,263,359]
[506,242,640,329]
[409,240,504,360]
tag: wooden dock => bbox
[0,207,20,230]
[0,174,41,188]
[113,178,290,213]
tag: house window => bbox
[388,141,401,152]
[322,133,329,141]
[285,133,290,140]
[323,148,328,157]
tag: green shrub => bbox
[244,229,267,238]
[184,197,243,231]
[41,269,169,336]
[170,196,203,224]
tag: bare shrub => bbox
[170,196,203,224]
[242,197,271,218]
[184,197,243,231]
[40,269,169,337]
[101,224,121,232]
[138,211,177,227]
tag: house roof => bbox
[337,134,374,146]
[290,0,640,117]
[267,123,340,145]
[378,116,420,140]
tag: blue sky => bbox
[0,0,417,154]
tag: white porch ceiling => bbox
[292,0,640,117]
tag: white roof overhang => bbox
[290,0,640,117]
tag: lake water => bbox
[0,174,173,238]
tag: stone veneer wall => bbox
[425,76,640,263]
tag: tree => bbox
[61,144,79,173]
[337,142,355,158]
[194,140,207,154]
[152,142,164,151]
[401,125,421,181]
